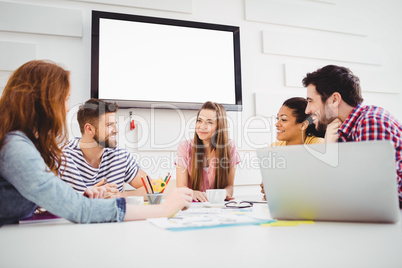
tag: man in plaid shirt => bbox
[303,65,402,207]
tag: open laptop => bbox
[257,140,400,223]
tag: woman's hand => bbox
[224,185,234,201]
[260,182,266,201]
[192,190,208,202]
[162,187,193,216]
[225,194,235,201]
[123,187,193,221]
[84,186,106,198]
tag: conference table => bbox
[1,194,401,268]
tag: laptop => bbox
[257,140,400,223]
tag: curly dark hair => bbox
[282,97,324,137]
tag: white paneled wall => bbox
[0,2,83,37]
[0,41,36,70]
[67,0,193,13]
[262,30,383,65]
[284,63,400,94]
[245,0,368,36]
[0,0,401,189]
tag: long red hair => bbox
[0,60,70,173]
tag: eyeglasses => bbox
[224,201,253,209]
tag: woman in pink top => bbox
[176,101,241,202]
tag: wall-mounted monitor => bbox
[91,10,242,111]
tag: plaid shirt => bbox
[338,103,402,201]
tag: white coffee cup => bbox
[126,196,144,205]
[206,189,226,204]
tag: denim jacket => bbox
[0,131,126,225]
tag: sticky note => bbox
[260,220,314,227]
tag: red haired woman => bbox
[0,60,192,225]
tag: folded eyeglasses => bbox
[224,201,253,209]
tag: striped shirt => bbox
[338,103,402,201]
[59,138,140,194]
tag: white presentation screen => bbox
[91,11,242,110]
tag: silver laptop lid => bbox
[257,140,400,223]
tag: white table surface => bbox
[1,195,401,268]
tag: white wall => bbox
[1,0,401,187]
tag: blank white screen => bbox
[98,18,236,104]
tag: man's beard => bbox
[316,121,328,132]
[316,105,337,132]
[93,133,116,148]
[316,115,337,132]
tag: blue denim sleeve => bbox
[115,197,126,222]
[0,132,126,223]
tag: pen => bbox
[161,175,171,193]
[146,175,154,194]
[141,176,149,194]
[164,172,170,182]
[94,178,107,187]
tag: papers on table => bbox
[148,205,274,231]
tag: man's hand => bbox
[118,186,148,200]
[325,118,343,143]
[83,178,119,199]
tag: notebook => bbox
[19,210,67,225]
[257,140,400,223]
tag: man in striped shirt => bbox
[60,99,147,199]
[303,65,402,207]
